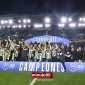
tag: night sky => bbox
[0,0,85,15]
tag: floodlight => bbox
[18,25,22,28]
[58,24,64,27]
[45,24,51,27]
[34,24,37,28]
[69,23,76,27]
[12,25,16,28]
[45,17,51,23]
[78,23,82,27]
[18,20,21,23]
[34,24,43,28]
[1,20,4,24]
[83,18,85,21]
[28,25,30,27]
[27,19,31,23]
[23,19,27,23]
[9,20,13,24]
[68,18,72,21]
[23,25,26,28]
[3,26,5,28]
[5,20,8,24]
[79,18,82,21]
[61,17,66,22]
[82,23,85,26]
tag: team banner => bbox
[0,61,85,72]
[25,35,69,46]
[0,62,85,72]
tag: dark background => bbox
[0,0,85,40]
[0,0,85,15]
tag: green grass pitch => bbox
[0,71,85,85]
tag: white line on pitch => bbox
[29,78,37,85]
